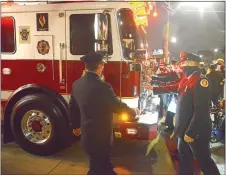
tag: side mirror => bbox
[94,13,108,41]
[94,13,109,53]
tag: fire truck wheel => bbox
[10,94,69,156]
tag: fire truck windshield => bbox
[117,8,140,58]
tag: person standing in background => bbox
[216,58,225,78]
[206,64,224,105]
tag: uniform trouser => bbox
[165,111,175,129]
[212,95,219,106]
[177,137,220,175]
[86,150,117,175]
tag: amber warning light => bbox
[121,113,129,122]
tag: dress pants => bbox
[86,150,117,175]
[165,111,175,129]
[177,137,220,175]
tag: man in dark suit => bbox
[68,51,139,175]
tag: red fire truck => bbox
[1,1,158,155]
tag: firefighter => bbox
[68,51,139,175]
[206,64,224,105]
[145,52,220,175]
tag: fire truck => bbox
[1,1,158,156]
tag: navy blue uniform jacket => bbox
[153,71,212,139]
[68,71,136,154]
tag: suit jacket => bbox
[206,70,224,98]
[68,71,136,154]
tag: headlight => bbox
[121,113,129,122]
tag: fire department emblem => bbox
[20,29,29,40]
[36,13,49,31]
[37,40,50,55]
[19,26,30,44]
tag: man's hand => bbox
[133,108,140,116]
[131,108,140,122]
[73,128,81,136]
[184,134,194,143]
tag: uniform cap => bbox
[80,51,107,64]
[180,52,201,63]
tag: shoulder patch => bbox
[200,79,209,87]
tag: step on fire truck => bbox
[1,1,158,156]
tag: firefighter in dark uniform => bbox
[145,52,220,175]
[68,51,139,175]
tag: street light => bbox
[178,2,212,14]
[171,37,177,43]
[178,2,212,9]
[199,55,203,58]
[214,48,218,52]
[153,11,158,17]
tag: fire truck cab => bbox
[1,1,156,156]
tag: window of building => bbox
[1,16,16,53]
[70,13,113,55]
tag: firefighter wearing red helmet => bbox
[145,52,220,175]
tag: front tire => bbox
[10,94,70,156]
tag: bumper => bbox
[113,122,158,140]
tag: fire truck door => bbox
[33,11,66,95]
[65,10,107,97]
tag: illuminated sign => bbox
[152,49,163,55]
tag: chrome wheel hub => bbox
[21,110,52,144]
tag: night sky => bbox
[148,1,225,55]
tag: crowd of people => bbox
[144,52,224,175]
